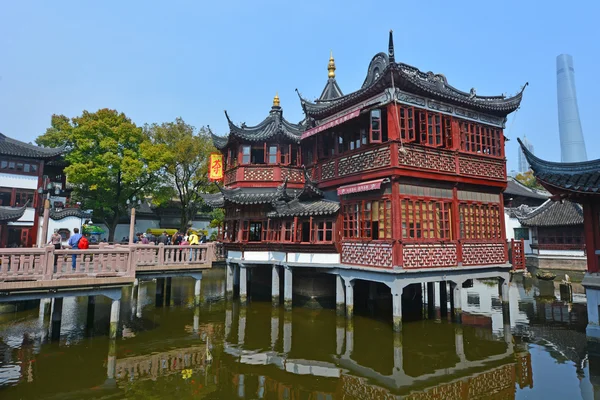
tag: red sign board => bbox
[301,109,361,140]
[337,179,385,196]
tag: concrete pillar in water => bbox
[271,265,280,307]
[109,298,120,340]
[194,278,202,306]
[240,265,248,305]
[455,326,466,363]
[283,312,292,354]
[107,338,116,381]
[193,306,200,333]
[393,332,403,373]
[345,321,354,357]
[39,298,51,343]
[165,277,172,306]
[392,286,403,332]
[427,282,435,319]
[39,298,51,318]
[586,284,600,338]
[336,275,345,316]
[345,280,354,319]
[237,374,245,398]
[451,281,463,323]
[257,375,266,399]
[284,266,293,311]
[133,278,139,287]
[155,277,165,307]
[499,277,510,325]
[86,296,96,337]
[136,282,143,319]
[50,297,63,342]
[238,307,246,345]
[440,281,448,318]
[270,308,279,350]
[225,303,233,338]
[226,262,234,300]
[336,316,345,356]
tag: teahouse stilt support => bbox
[336,275,345,316]
[271,265,280,307]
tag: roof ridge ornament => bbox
[388,30,395,63]
[328,51,336,79]
[273,92,281,108]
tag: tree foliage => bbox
[145,118,218,231]
[515,170,543,190]
[36,109,165,241]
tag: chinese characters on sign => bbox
[337,179,384,195]
[301,109,361,140]
[209,153,223,181]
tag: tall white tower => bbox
[557,54,587,162]
[518,135,534,173]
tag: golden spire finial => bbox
[328,50,336,79]
[273,92,280,107]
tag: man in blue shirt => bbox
[68,228,83,270]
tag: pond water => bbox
[0,269,597,399]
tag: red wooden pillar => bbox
[386,104,400,140]
[451,187,462,265]
[391,179,403,267]
[498,193,508,263]
[583,202,600,273]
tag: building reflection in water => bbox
[0,272,598,399]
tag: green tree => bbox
[36,109,165,242]
[145,118,218,232]
[515,170,543,190]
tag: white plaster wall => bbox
[504,213,533,253]
[37,216,85,245]
[0,173,38,190]
[7,208,35,226]
[539,249,585,258]
[228,251,243,259]
[242,251,286,262]
[288,252,340,264]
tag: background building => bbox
[557,54,587,162]
[517,135,534,173]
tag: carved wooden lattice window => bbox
[460,121,503,157]
[459,203,501,240]
[342,199,392,240]
[370,109,382,143]
[418,110,443,147]
[400,199,452,240]
[312,219,334,243]
[399,105,416,142]
[282,220,294,242]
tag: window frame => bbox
[369,109,382,144]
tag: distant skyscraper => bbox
[556,54,587,162]
[518,135,534,173]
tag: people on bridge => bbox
[67,228,83,270]
[157,231,169,245]
[188,230,199,261]
[48,229,62,267]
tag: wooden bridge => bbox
[0,242,220,293]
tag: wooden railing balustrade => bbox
[0,243,216,288]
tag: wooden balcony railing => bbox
[223,165,305,185]
[311,141,506,184]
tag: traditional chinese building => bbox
[0,132,87,247]
[518,138,600,339]
[208,32,526,331]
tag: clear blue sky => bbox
[1,1,597,170]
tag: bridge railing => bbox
[0,243,215,285]
[0,246,136,283]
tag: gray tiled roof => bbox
[0,133,64,159]
[318,78,344,102]
[297,32,525,120]
[504,177,549,200]
[49,208,92,220]
[267,199,340,217]
[0,203,28,222]
[201,187,303,208]
[518,138,600,195]
[518,199,583,227]
[212,107,305,150]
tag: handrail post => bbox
[158,243,165,265]
[43,245,54,280]
[128,246,136,277]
